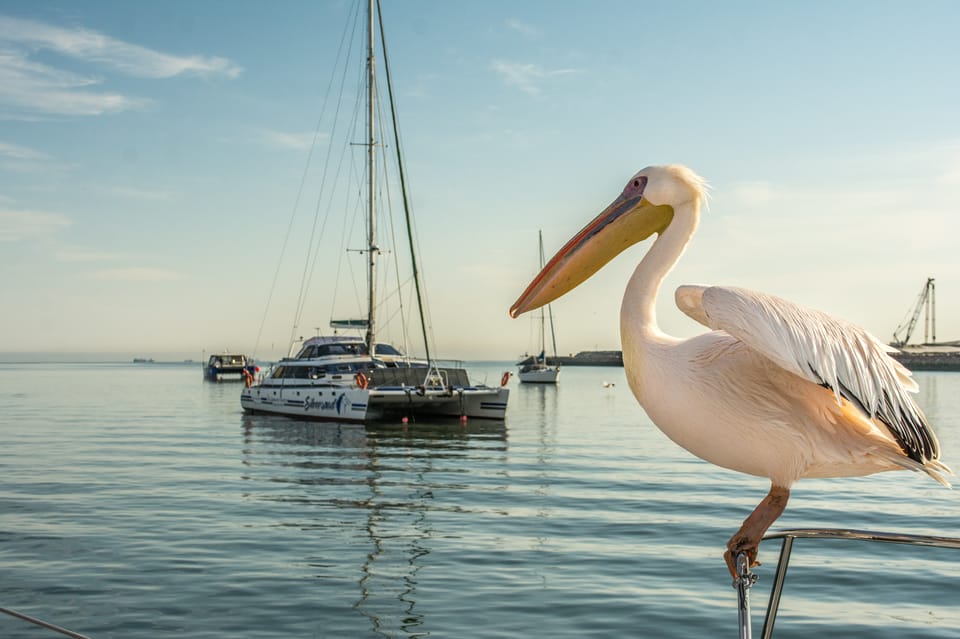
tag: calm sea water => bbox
[1,361,958,638]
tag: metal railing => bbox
[0,605,92,639]
[736,528,960,639]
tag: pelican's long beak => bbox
[509,193,674,317]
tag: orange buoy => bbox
[355,372,368,389]
[500,371,510,387]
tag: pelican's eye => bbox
[628,175,648,197]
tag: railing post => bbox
[761,535,794,639]
[736,552,758,639]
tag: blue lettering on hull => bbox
[303,393,358,416]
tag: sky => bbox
[1,0,959,362]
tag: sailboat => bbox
[241,0,509,422]
[518,231,561,384]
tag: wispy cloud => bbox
[932,145,960,186]
[0,14,241,117]
[56,249,127,262]
[0,49,141,116]
[506,19,541,38]
[99,185,174,201]
[0,138,54,172]
[727,181,779,207]
[491,60,577,95]
[84,267,183,281]
[258,129,325,151]
[0,140,50,161]
[0,207,71,241]
[0,15,241,79]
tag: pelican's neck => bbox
[620,200,699,340]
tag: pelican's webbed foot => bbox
[723,484,791,579]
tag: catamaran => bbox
[241,0,509,422]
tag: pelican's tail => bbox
[879,450,953,488]
[925,459,954,489]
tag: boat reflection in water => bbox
[240,413,507,637]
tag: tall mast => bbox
[541,230,559,361]
[538,231,546,363]
[365,0,377,355]
[377,0,433,363]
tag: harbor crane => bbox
[892,277,936,347]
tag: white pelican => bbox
[509,165,951,577]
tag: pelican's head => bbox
[509,164,705,317]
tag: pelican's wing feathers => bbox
[675,284,940,466]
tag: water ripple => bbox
[1,363,958,638]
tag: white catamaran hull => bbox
[241,383,508,422]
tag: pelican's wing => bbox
[675,284,940,465]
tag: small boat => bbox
[204,353,256,382]
[241,0,508,422]
[518,231,560,384]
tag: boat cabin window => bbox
[294,341,405,359]
[270,363,377,379]
[270,366,318,379]
[372,343,403,356]
[296,342,368,359]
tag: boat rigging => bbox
[518,230,561,384]
[241,0,509,422]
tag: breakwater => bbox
[517,350,623,367]
[520,348,960,371]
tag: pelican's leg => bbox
[723,484,790,578]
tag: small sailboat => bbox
[518,231,561,384]
[241,0,509,422]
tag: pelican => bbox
[509,165,951,577]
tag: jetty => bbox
[517,350,623,367]
[519,345,960,372]
[517,278,960,372]
[890,344,960,371]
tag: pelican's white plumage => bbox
[510,164,950,576]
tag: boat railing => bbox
[735,528,960,639]
[0,605,92,639]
